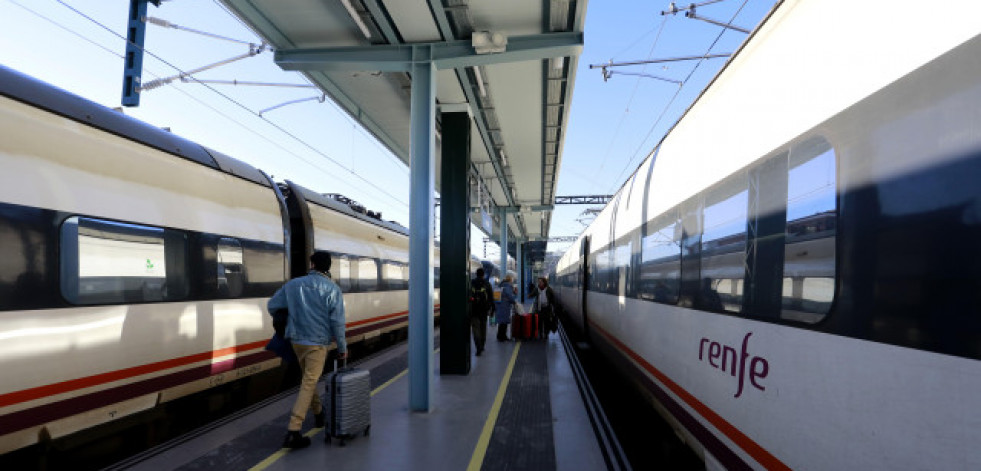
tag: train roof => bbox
[286,180,409,236]
[0,64,271,188]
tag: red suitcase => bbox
[511,313,538,340]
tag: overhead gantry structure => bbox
[216,0,588,411]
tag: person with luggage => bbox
[470,268,494,355]
[267,251,347,449]
[534,277,556,340]
[495,274,517,341]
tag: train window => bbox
[678,201,702,309]
[332,254,353,291]
[782,137,837,322]
[0,204,56,311]
[239,242,286,296]
[600,245,616,294]
[700,177,748,313]
[216,238,243,297]
[357,257,378,291]
[382,261,407,290]
[615,238,632,299]
[61,216,187,304]
[639,210,681,304]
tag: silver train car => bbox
[0,64,439,454]
[553,1,981,469]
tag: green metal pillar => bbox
[439,110,471,375]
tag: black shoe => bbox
[283,431,311,449]
[314,410,326,428]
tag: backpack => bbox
[469,280,491,316]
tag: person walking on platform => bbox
[469,268,493,355]
[267,251,347,449]
[495,274,517,341]
[534,277,556,340]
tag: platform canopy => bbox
[219,0,586,244]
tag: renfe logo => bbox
[699,332,769,398]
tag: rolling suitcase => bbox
[511,313,537,340]
[511,313,525,339]
[324,360,371,446]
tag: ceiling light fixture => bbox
[472,66,487,98]
[341,0,372,39]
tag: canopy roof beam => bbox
[275,32,583,72]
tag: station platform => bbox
[119,317,615,471]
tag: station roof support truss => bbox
[554,195,613,205]
[275,32,583,72]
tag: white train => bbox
[0,64,444,455]
[552,1,981,469]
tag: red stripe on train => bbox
[0,340,269,409]
[0,307,438,409]
[589,321,791,471]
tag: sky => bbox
[0,0,779,262]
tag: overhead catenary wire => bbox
[145,16,259,46]
[259,94,326,116]
[206,0,409,178]
[608,0,752,192]
[8,0,125,60]
[178,78,318,89]
[52,0,410,211]
[10,0,402,214]
[138,45,267,92]
[591,14,670,191]
[662,0,751,33]
[602,70,682,85]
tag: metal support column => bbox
[439,110,471,375]
[516,240,523,302]
[499,208,508,281]
[408,53,436,412]
[121,0,157,107]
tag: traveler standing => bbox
[469,268,493,355]
[495,274,517,341]
[267,251,347,449]
[533,277,556,340]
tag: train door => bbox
[580,236,590,339]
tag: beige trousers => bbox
[288,344,327,431]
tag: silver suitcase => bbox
[324,362,371,446]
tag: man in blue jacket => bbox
[267,251,347,449]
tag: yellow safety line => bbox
[371,369,407,397]
[249,449,288,471]
[466,342,522,471]
[249,348,440,471]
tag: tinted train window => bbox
[640,211,681,304]
[357,257,378,291]
[383,261,407,290]
[614,237,632,298]
[333,254,353,292]
[782,137,837,322]
[600,245,616,294]
[216,238,243,297]
[0,203,56,311]
[61,217,187,304]
[240,242,286,296]
[700,177,748,313]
